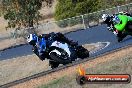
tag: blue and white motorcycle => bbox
[30,36,89,69]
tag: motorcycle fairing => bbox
[114,15,128,31]
[50,41,71,57]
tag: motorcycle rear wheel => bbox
[76,46,89,59]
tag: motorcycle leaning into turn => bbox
[27,33,89,69]
[102,13,132,42]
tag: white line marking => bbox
[90,42,110,54]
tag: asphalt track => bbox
[0,24,132,60]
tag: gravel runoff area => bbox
[0,43,99,86]
[10,46,132,88]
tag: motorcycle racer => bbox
[102,12,132,31]
[102,12,132,42]
[112,14,132,42]
[27,33,47,60]
[112,14,132,32]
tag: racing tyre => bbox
[49,61,59,69]
[117,34,127,42]
[81,50,89,59]
[76,46,89,59]
[117,37,123,42]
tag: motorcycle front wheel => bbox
[49,60,59,69]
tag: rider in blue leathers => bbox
[27,32,77,60]
[27,34,47,60]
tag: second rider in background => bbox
[102,11,132,42]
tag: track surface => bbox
[0,24,132,60]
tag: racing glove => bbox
[113,31,118,35]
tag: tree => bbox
[1,0,53,29]
[54,0,106,20]
[54,0,130,21]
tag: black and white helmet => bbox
[27,34,38,45]
[102,14,110,22]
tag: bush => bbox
[54,0,103,21]
[54,0,76,20]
